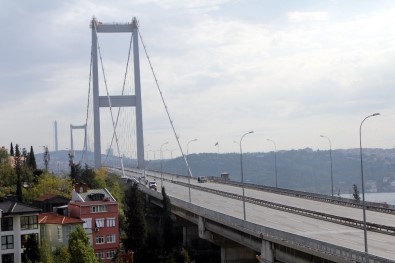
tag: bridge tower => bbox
[70,124,87,162]
[90,17,145,169]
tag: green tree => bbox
[69,162,82,183]
[68,225,98,263]
[28,146,37,170]
[39,238,54,263]
[181,248,191,263]
[352,184,360,202]
[10,142,14,156]
[23,172,72,203]
[123,183,147,253]
[0,160,16,197]
[15,144,23,201]
[53,246,71,263]
[162,187,173,253]
[25,233,40,262]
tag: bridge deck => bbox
[114,168,395,261]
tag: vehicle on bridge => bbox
[198,176,208,183]
[148,181,157,191]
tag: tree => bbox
[15,144,23,201]
[68,225,97,263]
[23,172,72,203]
[28,146,37,170]
[25,233,40,262]
[53,246,71,263]
[69,162,82,183]
[39,238,54,263]
[352,184,361,202]
[162,187,173,253]
[10,142,14,156]
[123,183,147,253]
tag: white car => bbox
[148,181,157,191]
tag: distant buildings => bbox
[1,183,120,263]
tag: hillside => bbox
[37,148,395,195]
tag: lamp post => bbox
[187,138,198,203]
[359,113,380,256]
[160,141,169,190]
[144,144,150,160]
[320,135,334,199]
[266,139,278,188]
[240,131,254,221]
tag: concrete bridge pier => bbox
[260,239,274,263]
[197,216,258,263]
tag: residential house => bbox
[68,183,119,262]
[33,194,70,213]
[38,211,84,251]
[0,196,41,263]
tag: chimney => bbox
[74,183,88,193]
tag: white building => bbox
[0,196,41,263]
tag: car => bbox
[148,181,157,191]
[198,176,208,183]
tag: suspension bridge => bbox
[70,18,395,263]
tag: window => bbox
[2,253,14,263]
[106,234,116,243]
[106,250,116,259]
[95,251,105,260]
[20,215,38,230]
[57,226,63,241]
[82,218,92,229]
[91,205,107,213]
[1,217,13,231]
[1,235,14,250]
[106,218,115,227]
[95,218,104,228]
[96,236,105,244]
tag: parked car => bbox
[148,181,157,191]
[198,176,208,183]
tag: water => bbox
[342,192,395,205]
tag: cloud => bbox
[287,11,328,22]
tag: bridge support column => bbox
[260,239,274,263]
[183,226,198,247]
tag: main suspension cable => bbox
[82,48,93,164]
[138,28,194,177]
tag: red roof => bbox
[38,212,84,225]
[35,194,58,202]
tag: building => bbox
[0,196,41,263]
[38,211,84,250]
[33,194,70,213]
[68,183,119,262]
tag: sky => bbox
[1,0,395,158]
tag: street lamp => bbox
[266,139,278,188]
[187,138,198,203]
[240,131,254,221]
[144,144,150,160]
[160,142,169,190]
[320,135,334,199]
[359,112,380,256]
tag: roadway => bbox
[113,168,395,261]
